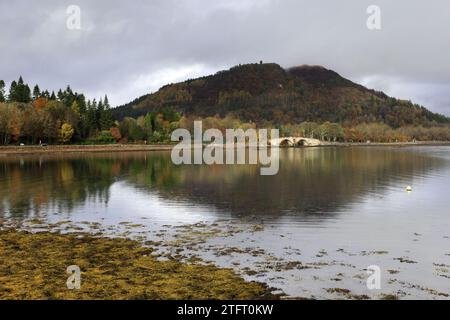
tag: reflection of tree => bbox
[1,148,448,219]
[0,155,116,218]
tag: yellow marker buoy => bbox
[406,186,412,192]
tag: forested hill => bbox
[112,63,449,127]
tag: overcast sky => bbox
[1,0,450,115]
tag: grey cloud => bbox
[0,0,449,114]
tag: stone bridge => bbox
[269,137,321,147]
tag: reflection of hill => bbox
[1,149,448,219]
[134,148,449,216]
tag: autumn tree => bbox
[33,97,48,109]
[59,123,74,144]
[110,127,122,142]
[299,122,318,138]
[327,123,344,142]
[0,103,22,144]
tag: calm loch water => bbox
[1,146,450,299]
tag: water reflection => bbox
[3,147,450,299]
[0,147,449,220]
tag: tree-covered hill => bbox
[112,63,449,128]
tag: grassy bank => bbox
[0,229,276,300]
[0,144,174,155]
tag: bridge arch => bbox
[268,137,321,147]
[279,138,294,147]
[295,139,308,147]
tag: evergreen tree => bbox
[63,86,75,107]
[0,80,5,102]
[33,85,41,100]
[22,85,31,103]
[104,95,109,107]
[76,94,87,114]
[8,81,17,101]
[99,95,113,130]
[86,99,98,135]
[96,98,104,129]
[10,76,32,103]
[50,91,57,100]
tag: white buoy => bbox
[406,186,412,192]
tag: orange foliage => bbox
[33,97,48,109]
[110,127,122,142]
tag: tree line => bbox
[0,77,113,145]
[118,114,450,144]
[280,121,450,143]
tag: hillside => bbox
[112,63,449,127]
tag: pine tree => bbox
[63,86,75,107]
[8,81,17,101]
[104,95,110,107]
[33,85,41,100]
[86,99,98,135]
[99,95,113,130]
[76,94,87,114]
[12,76,32,103]
[0,80,5,102]
[22,84,32,103]
[96,98,104,129]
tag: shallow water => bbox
[1,146,450,299]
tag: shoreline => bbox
[319,141,450,147]
[1,141,450,155]
[0,144,174,155]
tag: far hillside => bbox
[112,63,450,128]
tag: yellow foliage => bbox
[59,123,74,144]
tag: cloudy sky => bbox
[1,0,450,115]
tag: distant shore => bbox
[1,141,450,155]
[319,141,450,147]
[0,144,174,155]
